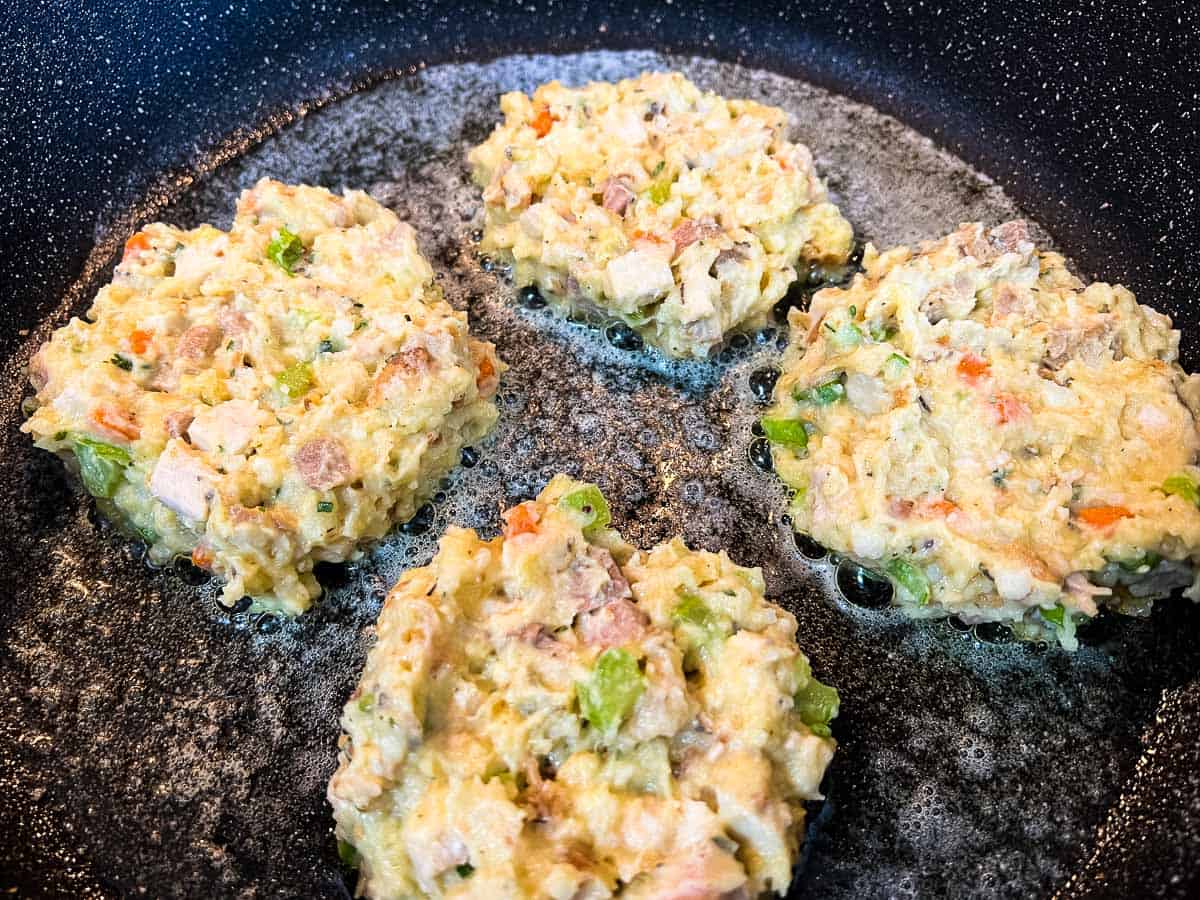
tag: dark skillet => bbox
[1,2,1198,898]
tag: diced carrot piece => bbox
[919,498,958,517]
[957,353,990,382]
[1077,506,1133,527]
[123,231,152,259]
[503,502,540,538]
[191,544,214,570]
[530,105,555,138]
[91,403,140,441]
[476,355,495,390]
[129,329,152,355]
[991,393,1028,425]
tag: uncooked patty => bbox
[765,221,1200,647]
[22,179,503,614]
[328,475,838,898]
[469,71,853,359]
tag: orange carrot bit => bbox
[919,497,959,518]
[991,393,1028,425]
[956,353,990,382]
[530,104,556,138]
[91,403,140,441]
[191,544,215,570]
[1076,506,1134,528]
[476,355,495,390]
[128,329,152,355]
[503,502,541,539]
[123,231,152,259]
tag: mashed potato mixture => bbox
[328,475,838,899]
[469,72,853,358]
[765,221,1200,647]
[23,179,502,615]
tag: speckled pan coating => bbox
[1,14,1199,900]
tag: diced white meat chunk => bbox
[187,399,264,455]
[150,441,216,521]
[604,249,675,306]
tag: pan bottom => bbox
[2,50,1198,899]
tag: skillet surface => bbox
[2,4,1199,899]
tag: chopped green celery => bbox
[794,655,840,738]
[267,227,304,275]
[276,361,314,400]
[559,484,611,531]
[1162,474,1200,506]
[886,558,931,606]
[1038,606,1080,649]
[647,179,672,205]
[671,588,725,653]
[577,648,644,735]
[1040,605,1066,628]
[827,320,863,353]
[602,738,672,795]
[794,376,846,405]
[73,436,131,499]
[672,589,717,629]
[869,320,898,342]
[882,353,910,381]
[317,500,335,513]
[337,839,360,868]
[760,417,809,449]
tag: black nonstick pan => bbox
[2,2,1198,898]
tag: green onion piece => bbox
[276,362,314,400]
[794,654,840,738]
[1041,605,1065,628]
[337,839,360,869]
[456,864,475,878]
[355,693,373,713]
[760,417,809,449]
[73,436,131,499]
[882,353,909,381]
[577,648,644,735]
[317,500,334,513]
[559,484,611,531]
[886,558,931,606]
[1116,551,1160,573]
[647,180,672,205]
[794,377,846,406]
[650,160,666,177]
[110,353,133,371]
[828,321,863,353]
[318,339,337,354]
[267,227,304,275]
[1162,474,1200,507]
